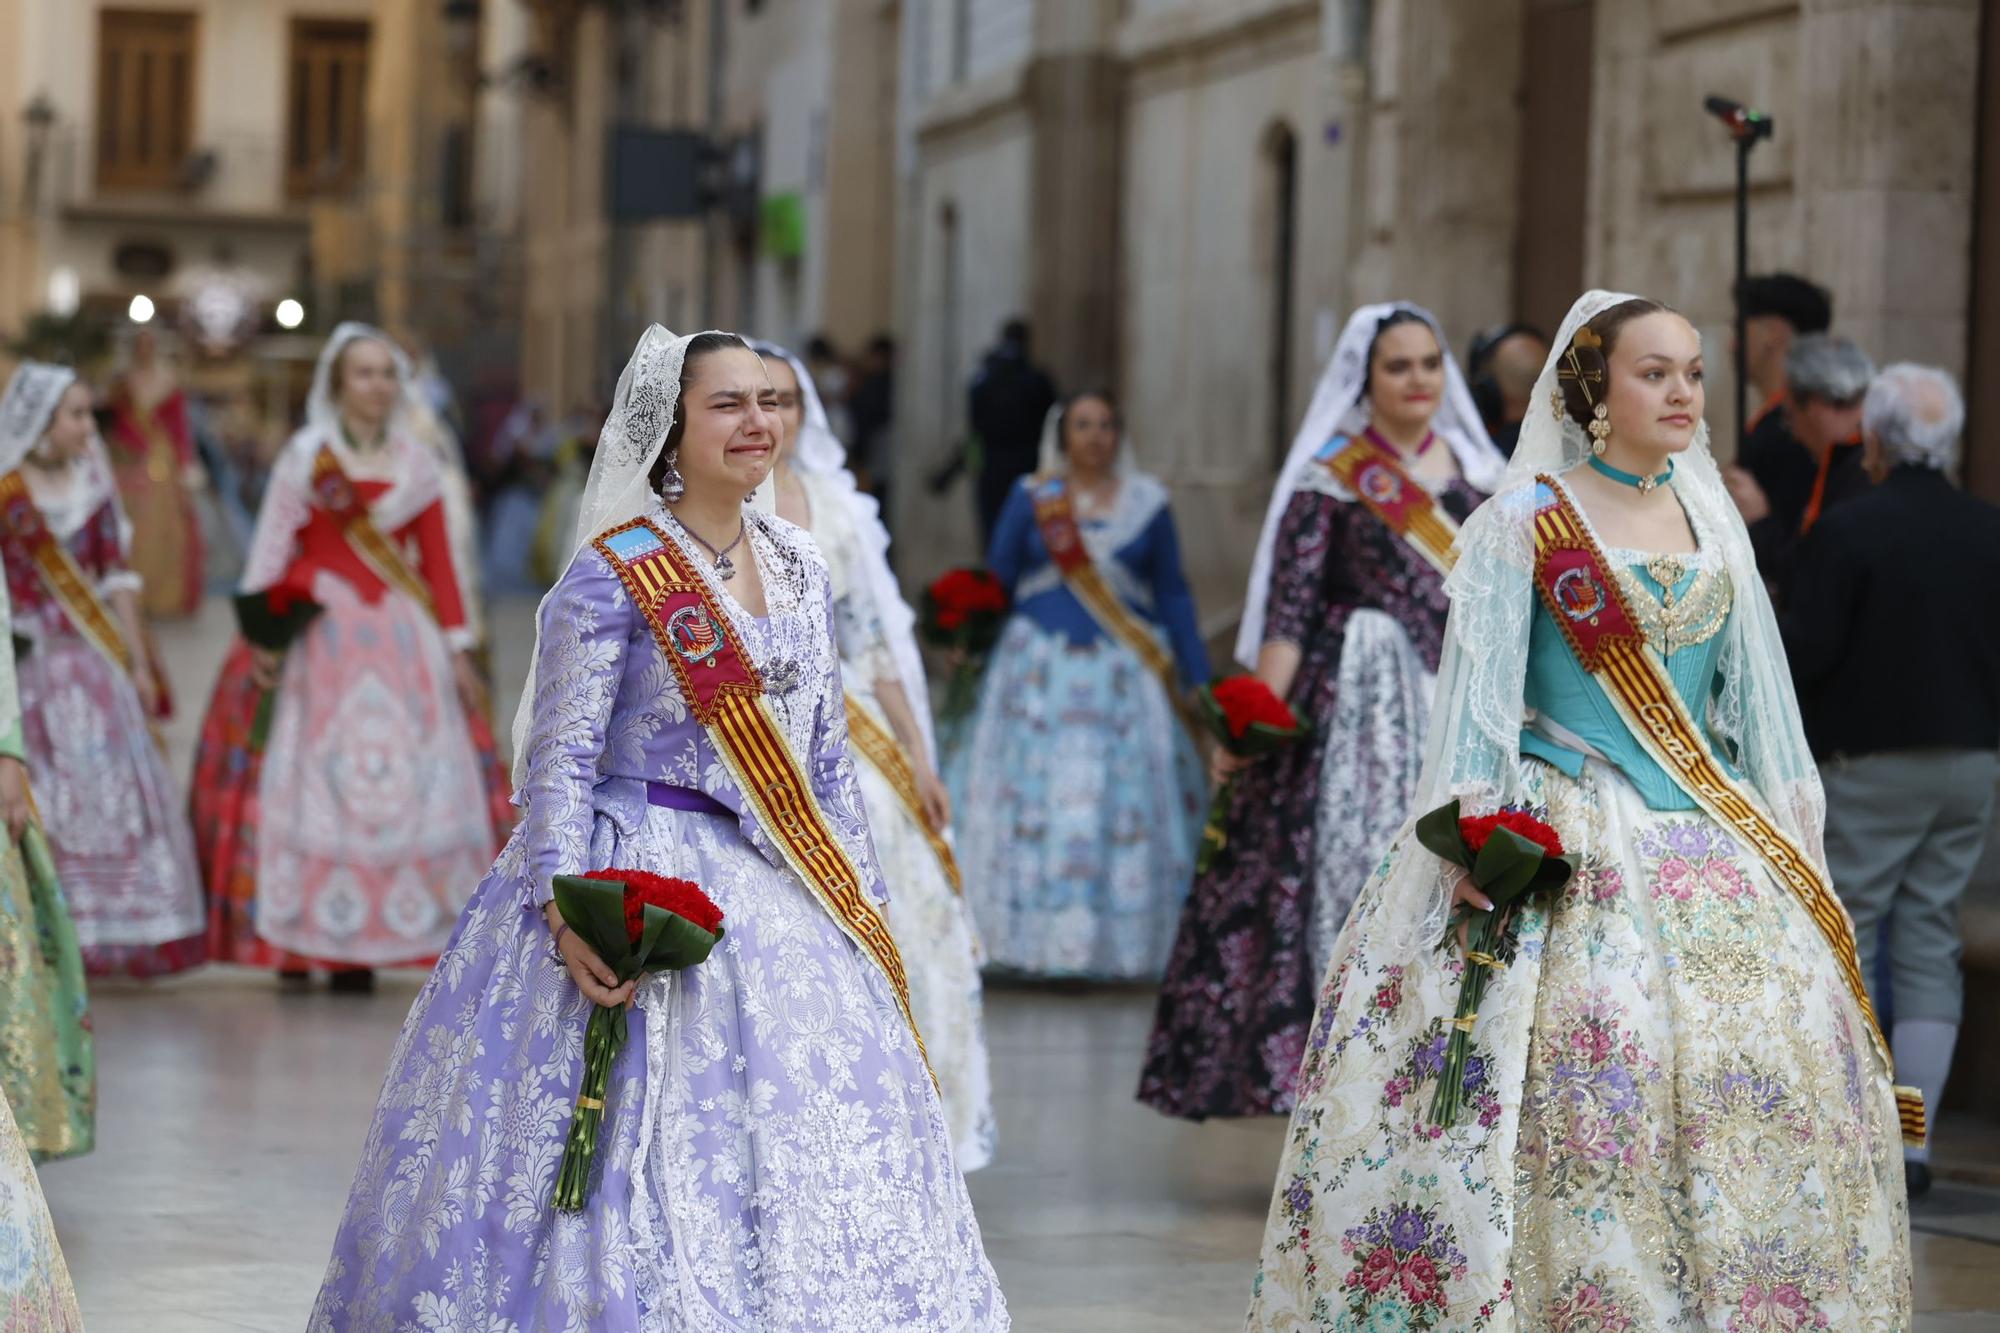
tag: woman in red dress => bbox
[104,328,205,620]
[191,323,512,990]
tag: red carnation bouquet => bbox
[1413,799,1577,1126]
[921,566,1010,720]
[549,868,725,1210]
[1194,674,1309,873]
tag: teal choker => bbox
[1587,455,1674,495]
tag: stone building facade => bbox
[0,0,520,386]
[890,0,1990,630]
[512,0,901,416]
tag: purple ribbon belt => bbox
[645,781,731,819]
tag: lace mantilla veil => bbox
[752,339,939,766]
[1396,288,1828,945]
[0,362,79,475]
[1236,301,1508,667]
[1032,400,1137,478]
[0,363,65,749]
[238,323,448,597]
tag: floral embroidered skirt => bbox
[1140,610,1431,1121]
[950,617,1204,980]
[311,784,1007,1331]
[18,626,205,978]
[1247,757,1910,1331]
[0,825,92,1162]
[853,693,997,1171]
[0,1095,82,1331]
[192,594,513,970]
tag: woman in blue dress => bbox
[952,392,1208,979]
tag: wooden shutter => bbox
[96,9,197,192]
[286,19,371,199]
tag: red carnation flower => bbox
[1209,674,1298,739]
[582,868,725,944]
[1458,809,1565,858]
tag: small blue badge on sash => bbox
[602,525,666,564]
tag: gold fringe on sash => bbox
[312,446,435,618]
[1028,478,1200,736]
[0,470,134,675]
[594,518,934,1086]
[1530,475,1924,1146]
[1321,437,1461,576]
[843,694,963,896]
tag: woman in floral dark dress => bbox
[1138,304,1505,1120]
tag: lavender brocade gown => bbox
[310,509,1007,1331]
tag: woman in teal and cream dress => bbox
[1247,292,1915,1330]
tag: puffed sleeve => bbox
[406,499,474,652]
[1260,488,1345,651]
[984,480,1037,594]
[820,507,901,690]
[1144,503,1209,687]
[516,548,634,904]
[808,574,890,907]
[86,497,144,600]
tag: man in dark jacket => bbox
[968,318,1057,545]
[1728,272,1832,533]
[1729,333,1874,601]
[1783,363,2000,1197]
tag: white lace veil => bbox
[754,340,938,765]
[307,322,421,441]
[1236,302,1508,666]
[505,325,703,781]
[0,362,79,474]
[1403,289,1827,942]
[1034,397,1137,478]
[240,324,442,595]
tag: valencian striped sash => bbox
[1318,434,1460,576]
[1029,476,1198,735]
[843,693,962,896]
[0,470,134,674]
[1530,475,1925,1146]
[311,446,435,617]
[593,517,931,1078]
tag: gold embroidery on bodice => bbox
[1612,557,1733,658]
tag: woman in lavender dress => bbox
[311,329,1007,1331]
[1139,305,1506,1120]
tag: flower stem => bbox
[1428,909,1505,1127]
[943,657,978,722]
[552,1003,619,1211]
[1195,776,1236,874]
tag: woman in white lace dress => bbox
[759,339,997,1171]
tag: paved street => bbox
[32,597,2000,1330]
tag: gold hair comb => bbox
[1557,327,1605,409]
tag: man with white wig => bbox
[1783,362,2000,1197]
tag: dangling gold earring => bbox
[1550,387,1567,421]
[1589,402,1612,456]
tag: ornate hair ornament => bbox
[1553,326,1614,451]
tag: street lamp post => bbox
[1704,94,1775,453]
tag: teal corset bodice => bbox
[1519,546,1739,810]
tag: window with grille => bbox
[286,19,370,199]
[96,9,197,192]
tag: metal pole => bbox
[1734,134,1750,452]
[701,0,726,324]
